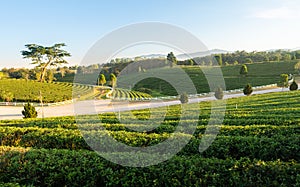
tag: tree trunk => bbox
[39,60,52,82]
[40,67,47,82]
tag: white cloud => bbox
[253,6,300,19]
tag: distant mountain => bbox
[265,48,291,52]
[176,49,229,60]
[137,54,166,59]
[264,47,300,52]
[291,47,300,51]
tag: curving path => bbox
[0,86,296,120]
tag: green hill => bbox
[58,61,298,96]
[133,61,298,95]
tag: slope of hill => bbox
[0,79,93,103]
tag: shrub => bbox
[289,81,298,91]
[243,84,253,96]
[214,87,224,100]
[277,74,289,88]
[240,64,248,76]
[179,92,188,104]
[245,58,253,64]
[22,103,38,118]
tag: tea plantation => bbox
[0,79,93,103]
[0,90,299,186]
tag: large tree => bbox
[21,43,71,82]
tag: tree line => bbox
[179,50,300,66]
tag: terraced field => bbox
[109,88,152,100]
[0,90,299,186]
[0,79,94,103]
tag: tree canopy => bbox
[21,43,71,82]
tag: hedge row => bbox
[1,127,299,161]
[0,146,299,186]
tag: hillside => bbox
[0,79,93,103]
[132,61,299,96]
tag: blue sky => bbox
[1,0,300,68]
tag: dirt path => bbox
[0,86,294,120]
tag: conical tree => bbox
[22,103,38,118]
[243,84,253,96]
[98,74,106,86]
[289,81,298,91]
[167,52,177,68]
[240,64,248,76]
[179,92,188,104]
[214,87,224,100]
[110,73,117,89]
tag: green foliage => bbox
[0,147,298,186]
[240,64,248,76]
[22,103,37,118]
[179,92,188,103]
[214,87,224,99]
[243,84,253,96]
[289,81,298,91]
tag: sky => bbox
[1,0,300,68]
